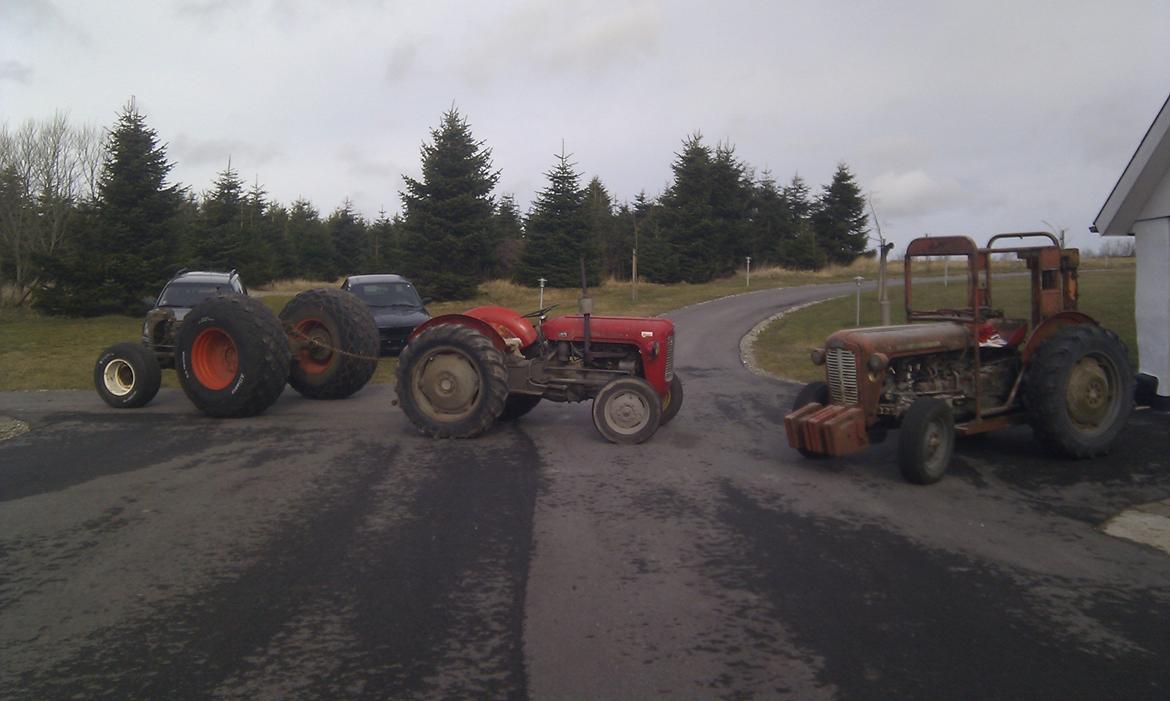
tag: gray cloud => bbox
[0,61,33,84]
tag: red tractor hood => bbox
[541,315,675,344]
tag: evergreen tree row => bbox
[4,102,870,315]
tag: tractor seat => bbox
[978,318,1027,348]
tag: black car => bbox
[341,274,430,355]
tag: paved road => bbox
[2,283,1169,700]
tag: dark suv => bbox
[142,270,247,367]
[341,274,429,355]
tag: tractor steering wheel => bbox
[521,304,559,319]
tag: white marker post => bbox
[854,275,865,326]
[746,256,752,288]
[538,277,547,309]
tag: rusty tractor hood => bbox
[825,322,971,357]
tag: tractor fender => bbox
[464,306,539,349]
[407,314,509,353]
[1020,311,1097,364]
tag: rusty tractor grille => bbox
[665,333,675,381]
[826,347,859,405]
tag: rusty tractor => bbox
[785,232,1135,484]
[394,280,681,444]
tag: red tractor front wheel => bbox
[592,377,662,444]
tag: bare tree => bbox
[0,112,103,305]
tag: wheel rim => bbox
[603,389,651,436]
[413,348,480,420]
[922,418,951,473]
[1066,353,1120,433]
[191,328,239,391]
[103,359,135,397]
[293,318,335,375]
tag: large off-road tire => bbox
[898,398,955,485]
[791,380,830,458]
[280,288,379,400]
[499,394,542,422]
[175,295,290,418]
[1024,324,1135,458]
[592,377,662,445]
[660,374,684,426]
[94,342,161,409]
[395,324,508,438]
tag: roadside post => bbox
[854,275,864,326]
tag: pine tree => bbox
[778,174,825,270]
[400,107,499,300]
[708,141,753,274]
[812,163,869,266]
[328,199,368,275]
[35,101,183,315]
[515,149,597,288]
[491,194,525,279]
[585,177,623,279]
[658,134,716,282]
[288,198,336,280]
[188,164,245,270]
[369,208,403,272]
[750,170,790,265]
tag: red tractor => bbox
[394,289,682,444]
[785,232,1135,484]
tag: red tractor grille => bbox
[665,332,675,381]
[826,347,859,405]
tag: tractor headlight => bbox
[810,348,826,366]
[867,353,889,371]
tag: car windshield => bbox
[350,282,422,307]
[158,282,227,307]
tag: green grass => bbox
[752,268,1138,384]
[0,260,886,391]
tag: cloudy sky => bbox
[3,0,1168,250]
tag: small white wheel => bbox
[103,359,136,397]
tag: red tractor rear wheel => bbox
[395,324,508,438]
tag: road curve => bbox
[2,282,1169,700]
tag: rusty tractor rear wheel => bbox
[660,374,684,426]
[792,380,830,458]
[1025,324,1134,458]
[94,342,161,409]
[898,398,954,485]
[175,295,290,418]
[499,394,542,421]
[281,288,379,399]
[592,377,662,445]
[395,324,508,438]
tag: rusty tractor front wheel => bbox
[395,324,508,438]
[791,380,830,458]
[592,377,662,445]
[898,398,954,485]
[1025,324,1134,458]
[175,295,290,418]
[281,288,379,400]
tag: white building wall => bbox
[1133,217,1170,397]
